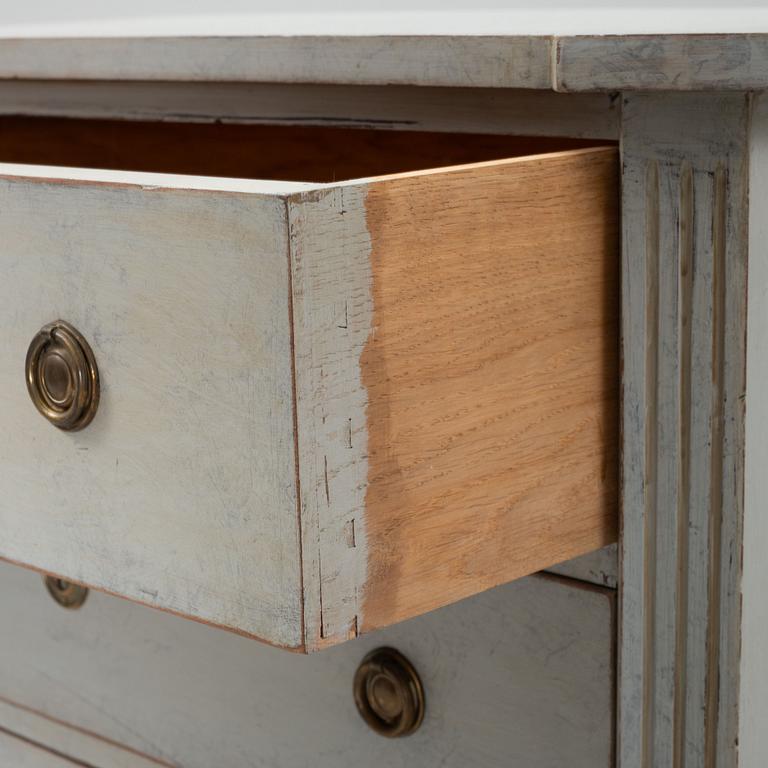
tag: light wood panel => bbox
[360,148,619,631]
[290,147,619,645]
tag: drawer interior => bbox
[0,116,608,182]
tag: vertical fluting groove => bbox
[705,165,727,768]
[674,162,694,768]
[643,159,661,768]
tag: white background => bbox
[0,0,764,36]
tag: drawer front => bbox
[0,174,303,647]
[0,560,615,768]
[0,731,80,768]
[0,140,618,650]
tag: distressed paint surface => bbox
[0,173,304,648]
[0,81,621,140]
[547,543,618,589]
[0,36,552,88]
[2,35,768,92]
[0,560,615,768]
[0,730,80,768]
[619,92,748,768]
[0,700,163,768]
[288,186,373,649]
[557,35,768,92]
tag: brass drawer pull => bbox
[26,320,99,431]
[353,647,425,738]
[44,576,89,609]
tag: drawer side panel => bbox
[291,147,619,645]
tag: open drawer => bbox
[0,118,619,651]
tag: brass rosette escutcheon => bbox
[353,647,425,737]
[26,320,100,431]
[44,576,89,609]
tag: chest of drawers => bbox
[0,20,767,768]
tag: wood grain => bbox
[360,148,619,631]
[290,147,619,645]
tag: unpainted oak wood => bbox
[290,147,619,645]
[0,560,615,768]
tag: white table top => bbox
[0,8,765,37]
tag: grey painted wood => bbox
[0,730,79,768]
[739,90,768,768]
[0,36,552,88]
[619,93,749,768]
[0,35,767,91]
[0,80,620,139]
[0,561,615,768]
[0,700,159,768]
[0,167,305,648]
[546,543,617,589]
[557,35,768,92]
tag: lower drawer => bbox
[0,560,615,768]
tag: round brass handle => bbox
[43,575,89,609]
[26,320,100,431]
[353,647,425,738]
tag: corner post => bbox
[619,92,750,768]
